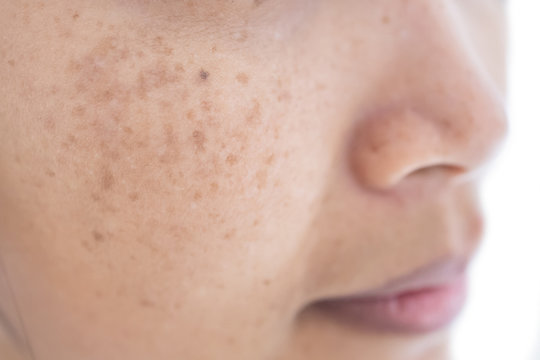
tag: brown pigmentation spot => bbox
[236,73,249,85]
[92,230,105,242]
[246,100,262,124]
[45,168,56,178]
[199,69,209,80]
[226,154,238,166]
[192,130,206,152]
[101,168,115,190]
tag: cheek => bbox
[1,25,306,276]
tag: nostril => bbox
[394,164,468,195]
[407,164,465,180]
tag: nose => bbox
[348,4,508,192]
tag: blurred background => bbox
[453,1,540,359]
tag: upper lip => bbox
[317,256,469,303]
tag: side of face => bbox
[0,1,506,359]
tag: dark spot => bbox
[253,0,267,7]
[43,117,56,132]
[90,192,101,202]
[128,192,139,201]
[263,279,271,286]
[193,191,202,200]
[246,100,262,124]
[265,154,275,165]
[45,168,56,178]
[226,154,238,166]
[381,15,390,24]
[199,69,209,80]
[236,73,249,85]
[192,130,206,152]
[101,168,115,190]
[200,100,212,113]
[92,230,105,242]
[174,63,185,72]
[224,229,236,240]
[95,290,103,298]
[7,59,15,67]
[210,182,219,193]
[277,91,291,103]
[256,169,268,190]
[139,298,155,308]
[72,12,80,20]
[72,105,86,117]
[186,110,195,120]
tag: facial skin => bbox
[0,0,507,359]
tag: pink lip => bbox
[315,258,469,333]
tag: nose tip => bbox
[349,103,508,191]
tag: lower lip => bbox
[316,275,467,333]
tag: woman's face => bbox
[0,1,507,359]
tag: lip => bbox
[314,258,469,333]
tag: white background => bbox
[453,1,540,359]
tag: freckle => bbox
[14,155,21,164]
[192,130,206,152]
[92,230,105,242]
[193,191,202,200]
[67,134,78,144]
[256,169,268,190]
[199,69,209,80]
[253,219,260,227]
[72,12,80,20]
[381,15,390,24]
[122,126,133,134]
[101,168,115,190]
[72,105,86,117]
[246,100,262,124]
[45,168,56,177]
[210,182,219,193]
[236,73,249,85]
[139,299,155,308]
[263,279,271,286]
[226,154,238,166]
[90,193,100,202]
[44,117,56,132]
[174,63,185,72]
[265,154,275,165]
[200,100,212,112]
[224,229,236,240]
[186,110,195,120]
[81,240,92,252]
[211,46,217,53]
[277,91,291,103]
[7,59,15,67]
[128,192,139,201]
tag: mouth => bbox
[312,258,469,333]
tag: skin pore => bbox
[0,1,506,359]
